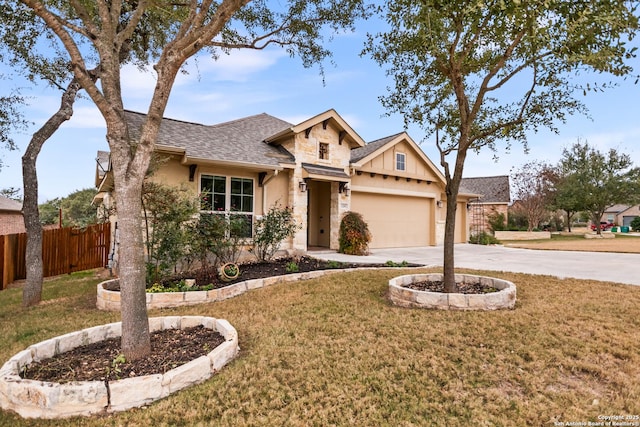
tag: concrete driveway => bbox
[312,244,640,286]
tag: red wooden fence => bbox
[0,223,111,289]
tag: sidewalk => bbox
[311,244,640,286]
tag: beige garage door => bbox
[351,193,432,248]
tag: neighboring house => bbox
[460,175,511,234]
[600,204,640,228]
[94,109,475,259]
[0,195,25,235]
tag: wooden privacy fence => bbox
[1,223,111,290]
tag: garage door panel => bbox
[351,193,431,248]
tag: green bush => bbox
[252,204,299,261]
[190,213,247,268]
[631,216,640,232]
[469,232,501,245]
[338,211,371,255]
[487,212,506,232]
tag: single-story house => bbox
[0,195,25,236]
[460,175,511,234]
[94,109,476,258]
[600,204,640,228]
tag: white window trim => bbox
[395,152,406,171]
[199,174,255,237]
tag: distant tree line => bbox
[490,140,640,233]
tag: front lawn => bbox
[1,268,639,426]
[503,232,640,253]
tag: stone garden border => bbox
[388,273,516,310]
[0,316,239,419]
[97,268,376,311]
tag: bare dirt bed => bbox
[403,280,497,294]
[21,326,224,383]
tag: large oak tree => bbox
[15,0,369,360]
[367,0,639,292]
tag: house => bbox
[0,195,25,236]
[460,175,511,234]
[600,204,640,228]
[94,109,475,258]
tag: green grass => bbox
[1,269,640,426]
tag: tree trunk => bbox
[442,155,466,293]
[442,194,458,293]
[21,80,82,307]
[114,172,151,360]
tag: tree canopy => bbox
[510,161,555,232]
[558,141,640,234]
[14,0,370,360]
[39,188,103,228]
[367,0,639,291]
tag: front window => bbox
[396,152,406,171]
[200,175,254,237]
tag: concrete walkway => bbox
[311,244,640,286]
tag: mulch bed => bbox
[170,256,404,288]
[403,280,498,294]
[21,326,225,383]
[22,256,419,384]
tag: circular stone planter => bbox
[0,316,239,419]
[388,273,516,310]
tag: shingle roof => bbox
[461,175,510,203]
[0,195,22,212]
[350,133,403,163]
[604,204,630,213]
[124,111,295,167]
[302,163,350,179]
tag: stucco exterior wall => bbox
[356,141,439,182]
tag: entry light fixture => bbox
[437,200,443,208]
[339,182,350,196]
[299,180,308,192]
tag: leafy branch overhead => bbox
[366,0,638,292]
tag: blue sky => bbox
[1,19,639,202]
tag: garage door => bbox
[623,216,636,227]
[351,193,432,248]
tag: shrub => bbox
[339,211,371,255]
[631,216,640,231]
[190,213,247,268]
[487,212,506,232]
[252,204,299,261]
[469,232,501,245]
[142,183,199,284]
[285,261,299,273]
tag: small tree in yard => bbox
[558,141,640,235]
[142,182,198,284]
[510,161,555,232]
[16,0,370,361]
[366,0,639,292]
[631,216,640,232]
[252,204,299,262]
[339,211,371,256]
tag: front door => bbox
[307,180,331,248]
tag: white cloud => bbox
[181,49,288,83]
[63,104,106,129]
